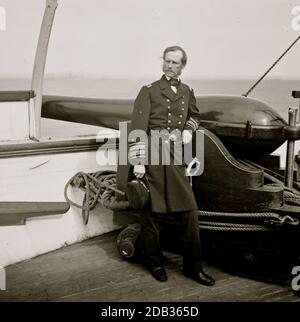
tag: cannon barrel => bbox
[42,94,287,157]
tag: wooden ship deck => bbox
[0,230,299,302]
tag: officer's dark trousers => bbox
[140,206,203,273]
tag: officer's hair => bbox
[163,46,187,66]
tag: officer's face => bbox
[163,50,185,79]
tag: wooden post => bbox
[30,0,58,140]
[285,108,298,188]
[292,91,300,123]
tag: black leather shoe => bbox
[150,266,167,282]
[184,270,215,286]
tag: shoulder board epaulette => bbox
[182,83,192,91]
[146,83,152,88]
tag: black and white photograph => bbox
[1,0,300,308]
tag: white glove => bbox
[186,157,201,176]
[182,130,193,144]
[133,165,145,179]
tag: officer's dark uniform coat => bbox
[129,75,201,213]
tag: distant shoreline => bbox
[1,77,299,140]
[1,77,299,119]
[1,76,300,81]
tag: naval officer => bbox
[128,46,215,286]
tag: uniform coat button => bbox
[168,120,171,123]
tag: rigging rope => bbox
[243,33,300,97]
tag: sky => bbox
[0,0,300,79]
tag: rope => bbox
[243,33,300,97]
[64,171,129,225]
[199,225,271,232]
[198,213,295,232]
[284,190,300,206]
[198,211,279,219]
[64,171,300,229]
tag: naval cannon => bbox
[115,93,300,284]
[42,93,287,157]
[43,91,300,283]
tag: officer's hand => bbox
[182,130,193,144]
[133,165,145,179]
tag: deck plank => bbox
[0,231,299,302]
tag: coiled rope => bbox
[198,211,278,219]
[284,190,300,206]
[64,171,300,230]
[198,211,299,232]
[199,224,271,232]
[64,170,129,224]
